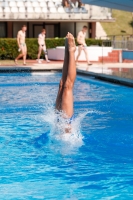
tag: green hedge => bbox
[0,38,106,60]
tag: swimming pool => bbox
[0,72,133,200]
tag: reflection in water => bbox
[95,66,133,81]
[110,68,133,80]
[86,65,133,81]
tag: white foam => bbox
[37,98,103,148]
[40,106,87,147]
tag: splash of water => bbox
[38,100,82,146]
[44,113,82,146]
[39,100,92,148]
[35,96,105,151]
[37,97,103,149]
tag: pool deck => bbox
[0,61,133,87]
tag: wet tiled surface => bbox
[77,63,133,81]
[109,68,133,80]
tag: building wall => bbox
[13,22,27,38]
[29,22,43,38]
[60,22,90,38]
[60,22,74,37]
[7,22,13,38]
[0,21,96,39]
[92,22,96,38]
[0,22,7,37]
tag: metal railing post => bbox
[100,34,133,51]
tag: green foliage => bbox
[0,39,17,60]
[101,10,133,36]
[0,38,106,60]
[85,39,103,46]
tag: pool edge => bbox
[77,69,133,88]
[0,66,133,87]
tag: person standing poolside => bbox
[37,29,50,64]
[76,25,92,66]
[15,25,27,65]
[55,32,76,125]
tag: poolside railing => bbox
[100,34,133,50]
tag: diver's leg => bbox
[55,37,69,110]
[66,33,76,84]
[61,38,69,83]
[61,33,76,117]
[55,79,63,111]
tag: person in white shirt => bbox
[15,25,27,65]
[37,29,50,64]
[76,25,92,65]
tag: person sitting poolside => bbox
[55,32,76,130]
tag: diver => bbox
[55,32,76,127]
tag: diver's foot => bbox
[87,62,92,66]
[67,32,76,53]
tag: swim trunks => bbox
[78,43,87,48]
[20,43,26,47]
[67,114,75,124]
[57,114,75,124]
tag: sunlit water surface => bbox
[0,72,133,200]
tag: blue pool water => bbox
[0,72,133,200]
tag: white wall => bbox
[48,46,113,61]
[95,22,107,39]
